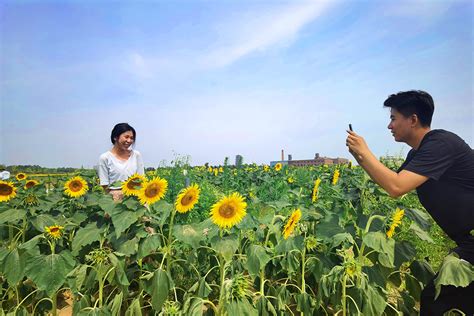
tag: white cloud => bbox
[202,1,335,68]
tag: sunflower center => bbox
[181,193,195,206]
[218,203,236,218]
[50,227,60,233]
[127,179,141,190]
[0,184,13,196]
[69,181,83,192]
[145,183,160,198]
[26,181,36,189]
[18,174,25,179]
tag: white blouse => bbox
[98,150,145,189]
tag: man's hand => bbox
[346,130,369,162]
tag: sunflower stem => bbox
[166,208,177,270]
[217,255,226,316]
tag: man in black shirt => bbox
[346,90,473,315]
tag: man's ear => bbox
[410,114,419,127]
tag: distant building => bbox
[270,152,349,167]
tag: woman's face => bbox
[115,130,134,150]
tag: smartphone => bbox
[349,124,353,131]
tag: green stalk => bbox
[259,269,265,296]
[358,215,384,259]
[301,246,306,295]
[98,276,104,308]
[166,208,177,270]
[51,292,58,316]
[217,255,226,316]
[342,274,348,316]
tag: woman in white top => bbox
[98,123,145,200]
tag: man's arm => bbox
[346,130,428,197]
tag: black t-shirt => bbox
[398,129,474,263]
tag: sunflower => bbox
[122,173,146,196]
[287,177,295,184]
[24,179,39,189]
[311,178,322,202]
[274,163,282,171]
[263,165,269,172]
[332,169,340,185]
[44,225,64,240]
[219,167,224,173]
[211,192,247,229]
[283,209,302,239]
[64,176,89,198]
[138,177,168,205]
[16,173,27,181]
[386,208,405,238]
[175,184,200,213]
[0,181,17,202]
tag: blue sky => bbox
[1,0,472,168]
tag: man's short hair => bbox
[383,90,434,127]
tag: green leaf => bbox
[144,268,170,312]
[256,296,277,316]
[331,233,355,249]
[404,208,432,231]
[138,234,161,258]
[196,277,212,298]
[72,223,103,255]
[405,273,422,300]
[173,224,205,249]
[25,250,76,296]
[211,235,239,262]
[112,210,142,236]
[67,264,89,292]
[409,260,435,286]
[108,253,130,287]
[315,214,344,241]
[409,223,433,243]
[123,198,141,211]
[30,214,57,232]
[394,241,417,268]
[2,248,26,286]
[183,298,204,316]
[108,291,123,316]
[296,292,314,315]
[362,232,395,267]
[0,209,27,224]
[98,195,117,215]
[434,253,474,299]
[225,299,258,316]
[125,297,142,316]
[246,245,271,277]
[362,285,386,316]
[275,235,304,253]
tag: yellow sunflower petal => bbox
[211,192,247,229]
[283,209,302,239]
[175,184,200,213]
[138,177,168,205]
[16,173,27,181]
[122,173,146,196]
[386,208,405,238]
[44,225,64,240]
[24,179,39,189]
[0,181,17,202]
[64,176,89,198]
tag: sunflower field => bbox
[0,163,467,315]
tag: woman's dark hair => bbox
[110,123,136,145]
[383,90,434,127]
